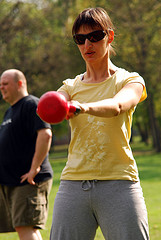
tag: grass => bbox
[134,153,161,240]
[0,141,161,240]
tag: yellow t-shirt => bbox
[58,68,147,181]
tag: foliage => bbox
[0,0,161,148]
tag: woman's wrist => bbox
[79,103,89,113]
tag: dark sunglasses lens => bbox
[73,30,106,45]
[88,31,106,42]
[73,35,86,45]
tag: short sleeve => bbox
[119,71,147,103]
[23,96,51,135]
[57,74,83,97]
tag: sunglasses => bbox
[73,30,107,45]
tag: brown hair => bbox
[72,7,116,55]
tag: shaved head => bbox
[1,69,27,86]
[0,69,28,105]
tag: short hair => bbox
[72,7,116,56]
[14,70,26,84]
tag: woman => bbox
[50,7,149,240]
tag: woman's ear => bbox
[108,30,114,43]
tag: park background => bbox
[0,0,161,239]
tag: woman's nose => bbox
[84,38,92,48]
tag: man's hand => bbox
[20,128,52,185]
[20,167,41,185]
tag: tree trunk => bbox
[136,122,149,144]
[147,94,161,152]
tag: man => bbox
[0,69,53,240]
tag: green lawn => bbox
[0,143,161,240]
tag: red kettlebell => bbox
[36,91,80,124]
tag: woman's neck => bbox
[82,59,118,83]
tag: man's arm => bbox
[20,128,52,185]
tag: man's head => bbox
[0,69,28,105]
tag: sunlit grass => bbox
[0,142,161,240]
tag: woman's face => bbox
[76,25,110,64]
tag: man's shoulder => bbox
[20,95,39,110]
[24,95,39,104]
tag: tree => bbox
[107,0,161,151]
[0,0,161,149]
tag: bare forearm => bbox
[20,128,52,184]
[79,83,143,118]
[60,82,143,119]
[80,98,121,117]
[30,128,52,171]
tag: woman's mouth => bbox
[85,51,95,56]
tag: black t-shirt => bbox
[0,95,53,186]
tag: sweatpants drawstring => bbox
[81,180,98,191]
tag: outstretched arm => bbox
[66,82,144,118]
[20,128,52,185]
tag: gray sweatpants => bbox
[50,180,149,240]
